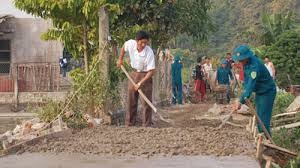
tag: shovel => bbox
[120,65,174,124]
[218,110,235,129]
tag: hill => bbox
[206,0,300,56]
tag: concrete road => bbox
[0,153,259,168]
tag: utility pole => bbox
[99,6,109,80]
[99,7,110,115]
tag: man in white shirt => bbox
[117,31,155,127]
[203,57,213,92]
[203,57,213,78]
[264,56,276,79]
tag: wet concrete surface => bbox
[0,153,259,168]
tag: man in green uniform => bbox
[232,45,276,135]
[171,55,183,104]
[216,59,234,104]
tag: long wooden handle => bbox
[121,66,157,113]
[246,100,275,144]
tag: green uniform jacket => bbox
[216,67,233,85]
[240,55,276,104]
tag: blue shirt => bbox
[216,67,233,85]
[225,58,234,70]
[240,56,276,104]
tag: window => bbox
[0,40,10,74]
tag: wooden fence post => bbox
[256,134,263,161]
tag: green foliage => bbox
[32,54,123,129]
[33,99,87,129]
[286,155,300,168]
[110,0,214,47]
[261,11,296,45]
[272,92,299,167]
[211,56,221,70]
[64,110,88,129]
[170,33,194,49]
[264,30,300,87]
[175,0,215,41]
[171,48,195,65]
[34,100,64,123]
[273,127,300,153]
[273,91,295,116]
[202,0,299,56]
[109,0,175,46]
[182,67,190,84]
[69,57,118,114]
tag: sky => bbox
[0,0,35,18]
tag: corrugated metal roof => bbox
[0,14,14,24]
[0,14,15,34]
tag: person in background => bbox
[59,48,72,77]
[237,62,244,83]
[216,59,234,104]
[232,45,276,135]
[264,56,276,79]
[117,30,155,127]
[59,57,68,77]
[194,57,206,102]
[203,57,213,93]
[225,52,234,70]
[171,55,183,105]
[232,62,244,84]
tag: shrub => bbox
[34,99,63,123]
[32,55,123,129]
[273,91,295,116]
[273,128,300,152]
[264,30,300,88]
[182,67,190,84]
[286,155,300,168]
[33,99,87,129]
[273,128,300,168]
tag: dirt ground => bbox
[21,103,256,157]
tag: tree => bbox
[264,30,300,87]
[175,0,214,41]
[109,0,214,48]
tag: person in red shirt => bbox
[194,57,206,102]
[235,63,244,83]
[232,62,244,94]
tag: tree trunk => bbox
[83,21,89,74]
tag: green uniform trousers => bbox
[255,89,276,135]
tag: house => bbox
[0,0,64,92]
